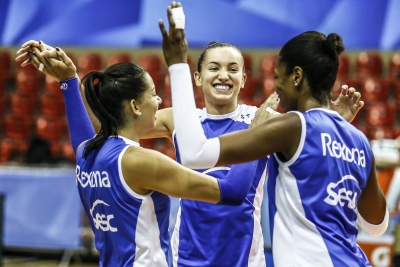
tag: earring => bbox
[138,112,142,115]
[294,82,298,86]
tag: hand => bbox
[249,92,280,128]
[158,1,188,66]
[16,40,77,82]
[15,40,56,67]
[331,85,364,123]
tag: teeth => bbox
[214,85,230,91]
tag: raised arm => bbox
[160,2,298,168]
[15,42,95,154]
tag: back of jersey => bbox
[268,108,373,267]
[76,136,170,267]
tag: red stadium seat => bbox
[359,77,390,103]
[4,114,33,139]
[10,92,37,116]
[0,93,8,114]
[365,102,395,127]
[35,115,64,142]
[44,75,62,94]
[338,54,350,78]
[138,54,163,85]
[240,76,256,97]
[242,53,253,76]
[355,52,383,78]
[393,80,400,105]
[261,76,275,98]
[389,52,400,80]
[78,52,103,77]
[259,54,278,78]
[0,50,11,69]
[15,69,43,94]
[61,140,76,163]
[0,72,9,94]
[0,138,28,163]
[107,52,132,67]
[39,92,65,116]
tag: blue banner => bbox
[0,166,82,250]
[0,0,399,50]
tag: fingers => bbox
[167,5,176,30]
[15,51,30,63]
[20,57,32,67]
[20,40,40,49]
[16,46,34,59]
[260,92,280,111]
[28,53,43,71]
[340,85,348,96]
[55,47,74,68]
[158,19,168,39]
[40,49,58,58]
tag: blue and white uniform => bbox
[268,109,373,267]
[171,104,268,267]
[76,136,170,267]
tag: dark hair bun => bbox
[325,33,345,58]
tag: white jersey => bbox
[171,104,268,267]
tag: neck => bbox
[205,101,238,115]
[117,126,140,142]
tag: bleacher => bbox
[1,49,400,164]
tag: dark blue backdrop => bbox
[1,0,399,50]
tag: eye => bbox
[208,66,218,71]
[229,68,239,72]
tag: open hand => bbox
[331,85,364,123]
[158,1,188,66]
[249,92,280,128]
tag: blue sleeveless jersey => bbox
[268,109,373,267]
[171,104,268,267]
[76,136,170,267]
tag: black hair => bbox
[197,41,245,73]
[279,31,344,105]
[82,62,148,158]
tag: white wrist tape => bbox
[356,207,389,237]
[169,64,220,169]
[171,7,185,29]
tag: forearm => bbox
[60,78,95,153]
[217,160,258,205]
[169,63,220,169]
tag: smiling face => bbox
[136,72,162,130]
[194,47,246,113]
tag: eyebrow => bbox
[207,61,240,66]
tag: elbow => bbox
[226,194,247,206]
[357,207,389,237]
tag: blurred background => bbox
[0,0,400,266]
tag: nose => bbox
[218,70,229,81]
[156,95,162,104]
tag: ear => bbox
[194,71,202,86]
[130,99,142,116]
[241,72,247,88]
[293,66,303,85]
